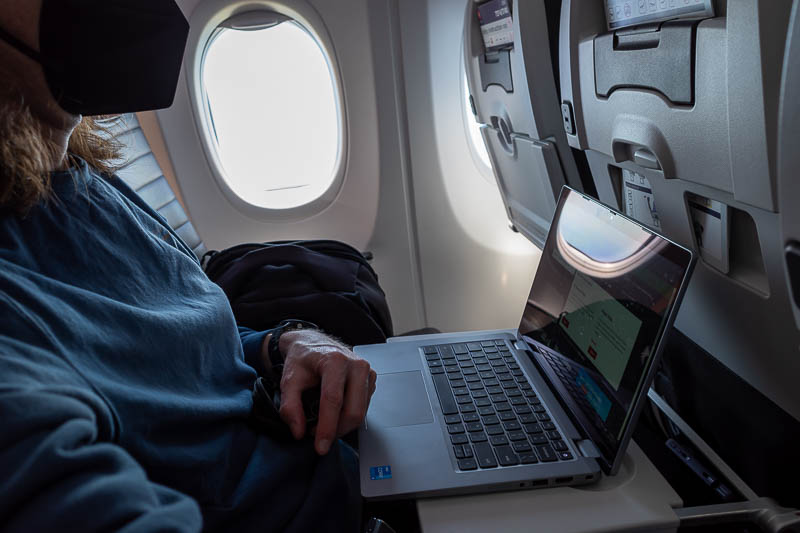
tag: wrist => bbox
[278,329,306,355]
[267,320,320,373]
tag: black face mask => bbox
[0,0,190,116]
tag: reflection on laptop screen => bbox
[518,188,692,469]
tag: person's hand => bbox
[267,329,377,455]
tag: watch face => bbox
[289,320,318,330]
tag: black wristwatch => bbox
[267,319,319,373]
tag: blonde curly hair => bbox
[0,99,122,216]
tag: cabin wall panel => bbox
[397,0,540,333]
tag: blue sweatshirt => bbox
[0,160,360,532]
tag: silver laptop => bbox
[356,187,695,499]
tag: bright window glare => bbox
[463,75,492,170]
[203,22,340,209]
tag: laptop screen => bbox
[518,188,693,472]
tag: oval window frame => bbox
[186,1,348,222]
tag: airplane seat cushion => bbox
[104,114,207,260]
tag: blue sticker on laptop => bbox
[370,465,392,481]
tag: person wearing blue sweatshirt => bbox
[0,1,377,531]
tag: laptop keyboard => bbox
[423,339,575,471]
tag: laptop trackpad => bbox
[369,371,433,428]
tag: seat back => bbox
[464,0,582,247]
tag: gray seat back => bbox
[464,0,582,248]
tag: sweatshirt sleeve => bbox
[0,386,203,533]
[238,326,273,376]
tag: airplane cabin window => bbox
[201,18,341,210]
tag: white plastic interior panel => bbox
[160,0,424,334]
[397,0,540,333]
[464,0,581,249]
[780,1,800,330]
[558,0,800,421]
[362,0,429,334]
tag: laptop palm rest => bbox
[368,371,433,428]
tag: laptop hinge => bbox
[576,439,602,459]
[512,339,527,353]
[514,338,601,455]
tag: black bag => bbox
[203,240,393,347]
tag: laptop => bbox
[356,187,695,499]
